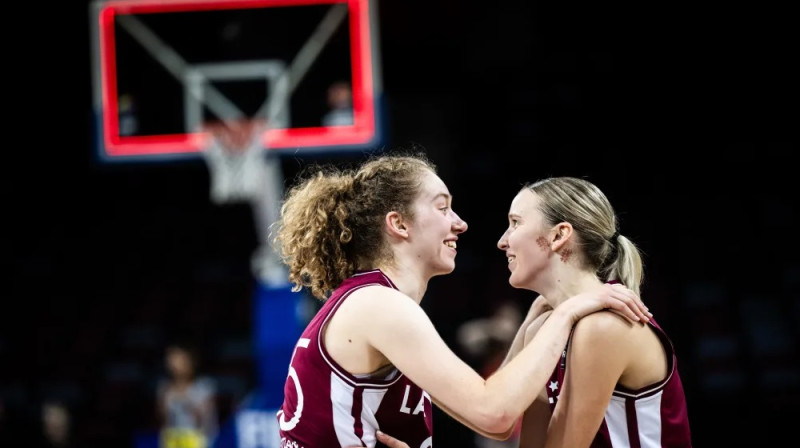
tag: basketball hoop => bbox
[200,118,289,285]
[200,119,268,205]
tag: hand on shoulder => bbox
[558,283,650,324]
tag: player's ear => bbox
[385,211,409,239]
[550,222,573,251]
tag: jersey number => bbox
[277,338,310,431]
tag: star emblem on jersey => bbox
[549,381,559,392]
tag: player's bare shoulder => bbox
[347,284,412,305]
[573,308,642,338]
[340,285,422,324]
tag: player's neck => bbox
[379,266,427,304]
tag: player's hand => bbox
[344,431,410,448]
[376,431,410,448]
[562,283,651,324]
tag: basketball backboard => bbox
[89,0,384,162]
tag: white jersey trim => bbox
[317,272,405,389]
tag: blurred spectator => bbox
[456,300,522,373]
[42,400,71,447]
[25,399,80,448]
[321,81,354,126]
[156,341,219,448]
[118,93,139,136]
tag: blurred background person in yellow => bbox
[156,341,219,448]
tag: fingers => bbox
[376,430,411,448]
[608,284,651,323]
[618,285,652,322]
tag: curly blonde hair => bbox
[271,152,437,299]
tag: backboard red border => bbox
[92,0,381,160]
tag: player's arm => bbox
[356,286,522,434]
[543,312,633,448]
[518,396,551,448]
[359,283,647,435]
[503,303,554,447]
[499,295,552,368]
[431,397,518,440]
[438,299,553,440]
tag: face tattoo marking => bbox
[536,236,549,251]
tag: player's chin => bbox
[509,275,537,292]
[508,271,526,289]
[433,258,457,275]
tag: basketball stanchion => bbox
[199,118,302,448]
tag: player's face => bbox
[497,189,551,290]
[408,170,468,277]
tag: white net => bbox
[200,120,267,205]
[199,119,289,286]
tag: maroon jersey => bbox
[277,270,433,448]
[546,317,693,447]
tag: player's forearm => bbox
[500,321,528,368]
[433,398,518,440]
[502,297,551,368]
[483,308,572,425]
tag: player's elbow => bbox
[482,424,517,441]
[470,408,517,436]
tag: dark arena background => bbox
[5,1,799,447]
